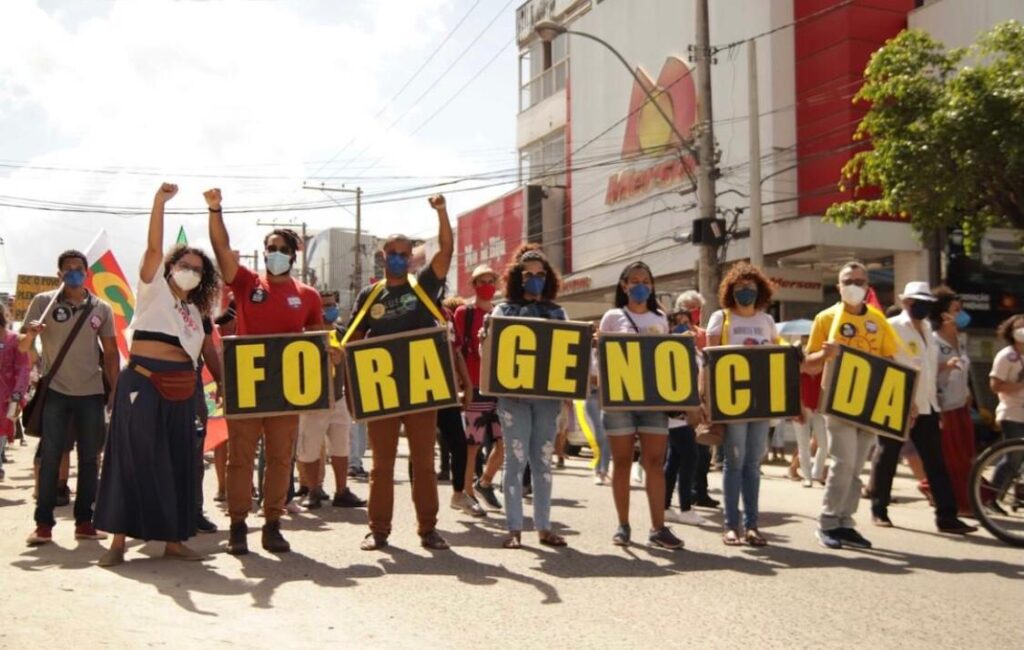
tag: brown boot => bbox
[227,521,248,556]
[261,520,291,553]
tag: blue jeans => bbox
[584,391,610,475]
[349,421,368,470]
[993,419,1024,490]
[722,420,770,530]
[35,391,106,527]
[498,397,561,532]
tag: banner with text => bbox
[344,326,458,422]
[222,332,332,418]
[14,275,60,321]
[480,316,591,400]
[821,345,917,441]
[704,345,802,423]
[598,333,700,411]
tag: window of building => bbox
[519,130,566,184]
[519,34,568,111]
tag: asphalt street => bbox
[1,440,1021,648]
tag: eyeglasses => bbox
[266,245,293,255]
[840,278,868,287]
[176,262,203,274]
[523,272,547,280]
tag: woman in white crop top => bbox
[94,183,220,567]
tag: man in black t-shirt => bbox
[347,195,453,551]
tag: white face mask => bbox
[839,283,866,307]
[171,269,201,292]
[1014,328,1024,343]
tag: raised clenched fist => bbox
[428,194,446,211]
[155,183,178,203]
[204,188,223,210]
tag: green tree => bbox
[825,20,1024,249]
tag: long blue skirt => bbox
[94,356,198,542]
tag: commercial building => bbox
[306,228,381,314]
[455,0,1023,330]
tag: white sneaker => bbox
[285,501,305,515]
[665,509,707,525]
[631,463,645,485]
[451,493,486,518]
[594,473,608,486]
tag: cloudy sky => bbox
[0,0,519,289]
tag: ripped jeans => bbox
[497,397,561,532]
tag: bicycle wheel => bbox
[970,439,1024,547]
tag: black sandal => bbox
[538,531,567,547]
[745,529,768,547]
[420,530,450,550]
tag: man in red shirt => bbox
[206,188,322,555]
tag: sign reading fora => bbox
[222,332,332,418]
[704,345,802,423]
[598,333,700,411]
[822,345,917,441]
[480,316,591,400]
[344,327,458,422]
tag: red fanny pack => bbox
[133,365,195,402]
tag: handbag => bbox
[694,421,724,446]
[23,299,96,437]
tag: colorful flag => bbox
[176,226,188,246]
[84,230,135,361]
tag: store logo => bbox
[607,56,698,205]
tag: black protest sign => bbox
[821,345,917,441]
[704,345,802,423]
[598,333,700,411]
[480,316,591,400]
[344,326,458,422]
[222,332,332,418]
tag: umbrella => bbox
[777,319,813,337]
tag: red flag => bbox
[865,287,883,311]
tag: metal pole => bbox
[301,222,309,284]
[354,187,363,295]
[748,38,763,268]
[695,0,720,320]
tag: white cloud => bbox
[0,0,516,288]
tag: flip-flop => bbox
[538,533,567,547]
[722,530,743,546]
[502,534,522,549]
[745,530,768,547]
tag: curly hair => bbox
[996,313,1024,345]
[442,295,464,311]
[503,243,560,302]
[164,245,220,316]
[613,261,662,314]
[718,262,774,311]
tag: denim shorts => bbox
[603,410,668,436]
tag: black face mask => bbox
[909,301,932,321]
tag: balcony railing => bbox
[519,58,567,112]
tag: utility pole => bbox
[303,183,363,306]
[748,38,763,268]
[695,0,721,321]
[257,219,310,283]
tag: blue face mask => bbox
[265,251,292,276]
[627,283,652,303]
[63,269,86,288]
[734,287,758,306]
[524,276,546,296]
[386,253,409,276]
[323,306,340,323]
[954,310,971,330]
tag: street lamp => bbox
[533,19,699,164]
